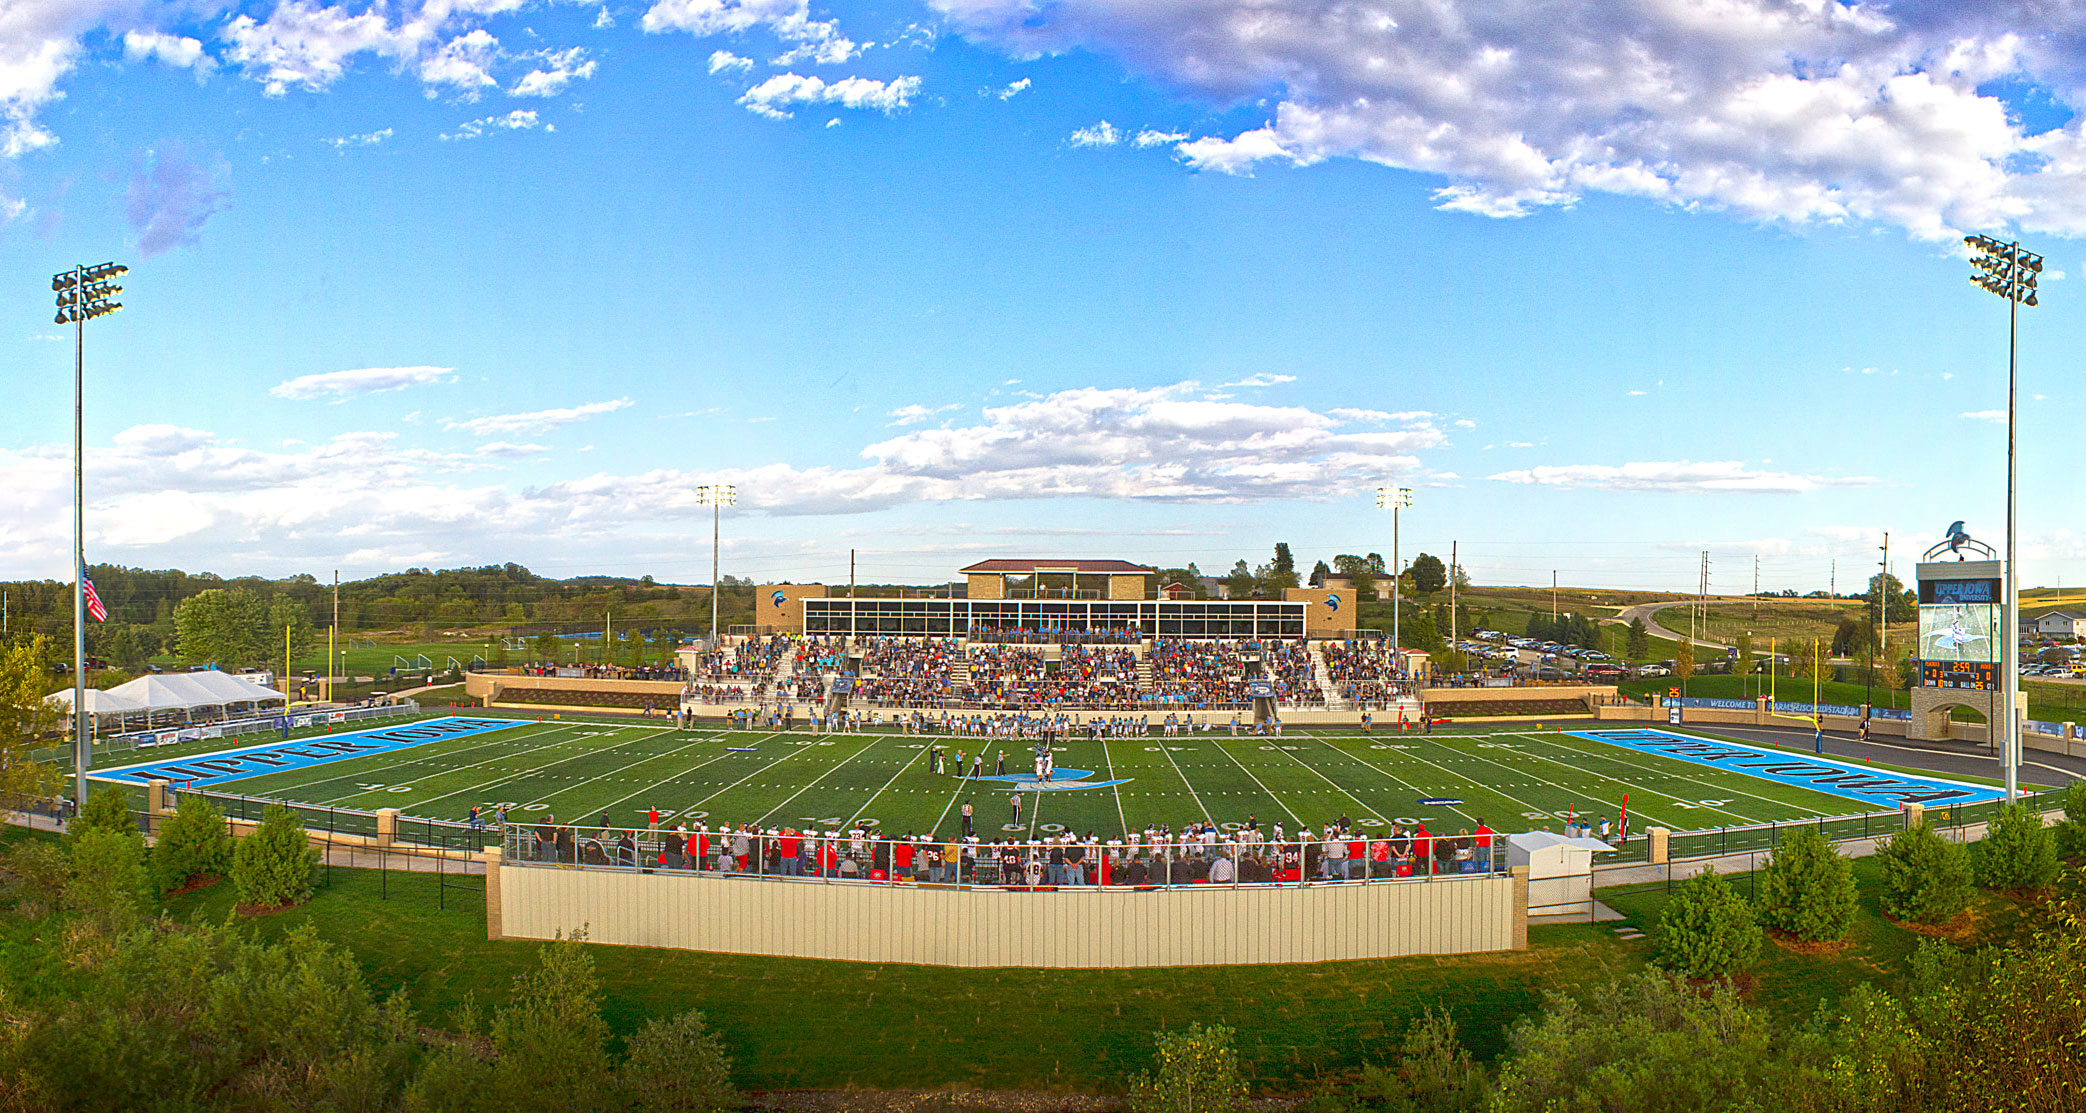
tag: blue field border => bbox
[1564,728,2005,808]
[92,716,527,788]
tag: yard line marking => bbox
[1337,733,1678,830]
[397,725,698,813]
[684,733,820,812]
[757,735,886,826]
[846,739,923,826]
[1100,740,1130,837]
[1266,736,1479,827]
[1209,738,1303,826]
[572,737,769,823]
[1151,735,1213,824]
[270,721,611,801]
[1513,732,1840,822]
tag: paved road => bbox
[1673,720,2084,788]
[1606,600,1725,650]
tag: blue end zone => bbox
[93,716,525,788]
[1565,729,2005,808]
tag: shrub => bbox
[616,1010,736,1113]
[1972,802,2059,892]
[64,827,152,933]
[1757,824,1859,942]
[1876,820,1974,924]
[4,840,71,916]
[153,794,234,894]
[1655,867,1761,979]
[1308,1007,1485,1113]
[67,787,136,845]
[2054,780,2086,860]
[231,804,318,910]
[1130,1023,1245,1113]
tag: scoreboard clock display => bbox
[1919,660,1998,691]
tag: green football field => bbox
[134,715,1922,843]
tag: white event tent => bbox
[47,671,289,732]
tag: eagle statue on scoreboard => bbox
[1944,521,1972,558]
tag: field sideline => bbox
[106,716,1948,842]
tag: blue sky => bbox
[1,0,2082,593]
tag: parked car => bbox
[1638,665,1673,678]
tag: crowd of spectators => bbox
[521,814,1503,885]
[965,624,1142,645]
[516,663,688,681]
[1146,639,1250,706]
[1322,641,1410,707]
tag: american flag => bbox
[81,568,107,623]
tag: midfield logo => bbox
[965,767,1131,792]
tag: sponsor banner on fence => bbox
[1678,698,1756,711]
[1770,701,1866,719]
[1567,728,2005,807]
[92,716,521,788]
[2029,720,2068,736]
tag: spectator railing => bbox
[498,824,1511,886]
[1590,785,2067,866]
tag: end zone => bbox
[91,716,525,789]
[1567,728,2005,808]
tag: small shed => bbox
[1507,831,1618,918]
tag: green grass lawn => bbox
[1618,670,2086,724]
[99,716,1953,844]
[159,864,1646,1092]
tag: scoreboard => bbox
[1918,660,1998,691]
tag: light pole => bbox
[1964,234,2039,802]
[52,262,125,808]
[1376,486,1412,672]
[695,484,737,647]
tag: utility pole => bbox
[1450,541,1459,645]
[694,484,736,647]
[1830,558,1836,600]
[53,260,124,808]
[1551,570,1557,620]
[849,548,856,642]
[1753,555,1759,611]
[1376,487,1411,662]
[331,570,339,702]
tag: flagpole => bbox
[72,264,86,808]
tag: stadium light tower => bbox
[52,261,126,808]
[1964,234,2039,802]
[1376,486,1413,672]
[695,484,737,647]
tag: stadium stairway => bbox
[1308,642,1348,710]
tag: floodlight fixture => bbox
[1373,486,1415,667]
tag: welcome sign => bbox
[1567,729,2005,808]
[94,716,523,788]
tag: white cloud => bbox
[511,47,597,97]
[708,49,754,74]
[643,0,861,64]
[478,441,550,458]
[221,0,527,98]
[1132,127,1185,147]
[1504,441,1535,448]
[1488,460,1874,494]
[595,7,615,29]
[997,77,1031,99]
[1068,120,1120,147]
[1453,418,1476,429]
[1625,389,1647,396]
[271,365,455,401]
[1221,372,1294,388]
[441,109,547,141]
[887,403,960,426]
[446,398,633,436]
[325,127,394,150]
[1960,409,2007,423]
[123,30,211,70]
[738,72,920,118]
[931,0,2086,241]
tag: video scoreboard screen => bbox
[1917,576,2001,666]
[1918,660,1998,691]
[1246,679,1277,699]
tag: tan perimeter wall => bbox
[497,867,1520,967]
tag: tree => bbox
[0,637,63,803]
[1399,611,1442,652]
[1409,554,1447,595]
[1864,572,1918,624]
[267,595,317,668]
[482,938,616,1112]
[69,786,139,845]
[1625,618,1650,658]
[1831,616,1876,658]
[66,826,153,933]
[1757,824,1859,942]
[1655,868,1761,979]
[1318,1007,1486,1113]
[1876,820,1973,924]
[1673,638,1695,680]
[1223,560,1257,600]
[616,1010,737,1113]
[1734,631,1754,677]
[2055,779,2086,860]
[232,803,318,910]
[1333,555,1381,601]
[1308,560,1332,589]
[1153,567,1204,598]
[153,794,234,894]
[1971,801,2059,891]
[175,587,271,667]
[1130,1023,1244,1113]
[1272,543,1297,581]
